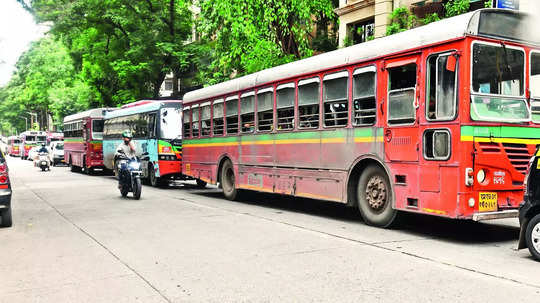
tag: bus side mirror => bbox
[446,55,457,72]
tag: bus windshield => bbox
[160,107,182,140]
[92,120,104,140]
[471,42,529,122]
[13,139,21,144]
[37,136,46,142]
[25,136,36,142]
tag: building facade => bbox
[335,0,532,47]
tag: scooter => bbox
[34,152,50,171]
[518,148,540,261]
[115,150,142,200]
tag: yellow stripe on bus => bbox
[422,208,447,215]
[185,136,383,148]
[461,136,540,145]
[238,184,274,193]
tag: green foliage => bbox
[484,0,493,8]
[0,36,94,131]
[422,13,441,25]
[444,0,470,18]
[386,7,420,36]
[198,0,336,80]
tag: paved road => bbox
[1,157,539,302]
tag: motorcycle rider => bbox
[115,130,137,189]
[38,143,48,154]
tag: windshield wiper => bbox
[500,42,514,83]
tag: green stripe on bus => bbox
[461,126,540,139]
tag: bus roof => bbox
[104,100,182,120]
[64,108,116,123]
[183,9,536,104]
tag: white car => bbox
[49,142,65,166]
[27,146,40,161]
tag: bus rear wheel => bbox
[221,160,238,200]
[357,165,397,228]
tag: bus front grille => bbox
[502,143,531,174]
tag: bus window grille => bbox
[502,143,531,174]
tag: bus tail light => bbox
[465,168,474,186]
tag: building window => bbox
[348,19,375,45]
[164,80,173,91]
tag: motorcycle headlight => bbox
[129,162,141,170]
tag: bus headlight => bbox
[468,198,475,208]
[476,169,486,184]
[129,162,141,170]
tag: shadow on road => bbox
[188,188,519,244]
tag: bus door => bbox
[383,55,420,162]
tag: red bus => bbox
[7,136,21,157]
[47,132,64,145]
[19,131,47,160]
[63,108,115,174]
[181,9,540,227]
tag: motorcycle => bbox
[115,150,142,200]
[34,152,50,171]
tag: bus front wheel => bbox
[357,165,397,228]
[149,165,161,187]
[221,160,238,200]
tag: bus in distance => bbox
[19,131,47,160]
[7,136,21,157]
[103,100,203,187]
[64,108,115,174]
[181,9,540,227]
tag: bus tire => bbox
[220,160,238,200]
[149,165,161,187]
[357,165,397,228]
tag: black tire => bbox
[196,179,207,188]
[148,165,161,187]
[357,165,397,228]
[220,160,238,200]
[525,214,540,261]
[133,177,142,200]
[1,208,12,228]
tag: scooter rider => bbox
[38,143,48,154]
[115,130,137,189]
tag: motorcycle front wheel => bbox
[133,177,142,200]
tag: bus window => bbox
[92,120,105,140]
[226,96,239,134]
[353,67,376,126]
[298,77,320,129]
[192,106,200,137]
[323,71,349,127]
[148,113,156,138]
[388,64,416,124]
[276,83,295,131]
[213,99,224,135]
[183,108,191,138]
[201,103,211,137]
[427,54,457,120]
[257,87,274,132]
[530,52,540,122]
[423,129,451,160]
[241,92,255,133]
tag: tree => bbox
[197,0,336,82]
[23,0,193,104]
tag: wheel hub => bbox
[532,222,540,253]
[365,176,386,210]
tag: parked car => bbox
[518,148,540,261]
[0,150,12,227]
[49,142,64,166]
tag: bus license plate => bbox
[479,192,498,212]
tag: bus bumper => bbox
[472,210,518,221]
